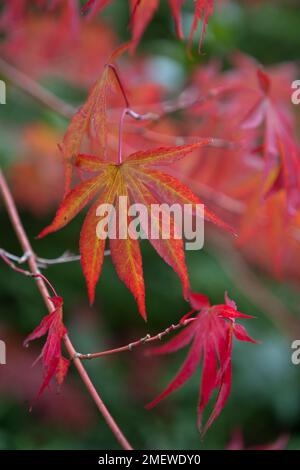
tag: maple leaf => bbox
[38,142,233,319]
[23,296,69,399]
[240,68,300,214]
[146,292,256,434]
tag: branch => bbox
[130,126,238,150]
[0,58,76,119]
[76,317,196,360]
[37,250,111,266]
[0,168,133,451]
[0,58,213,125]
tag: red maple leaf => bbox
[24,296,69,399]
[146,292,256,434]
[240,68,300,214]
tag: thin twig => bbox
[131,126,238,150]
[0,248,32,264]
[0,58,76,119]
[0,168,133,451]
[1,251,32,276]
[0,58,213,125]
[37,250,112,266]
[37,253,82,266]
[0,252,59,297]
[0,248,111,267]
[118,108,129,165]
[76,317,196,360]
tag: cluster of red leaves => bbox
[146,292,256,434]
[177,54,300,279]
[24,296,69,400]
[0,0,80,38]
[0,3,116,86]
[0,0,215,52]
[185,55,300,208]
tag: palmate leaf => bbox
[146,292,256,434]
[241,68,300,214]
[39,142,233,319]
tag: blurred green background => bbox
[0,0,300,450]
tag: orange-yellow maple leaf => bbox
[38,142,232,319]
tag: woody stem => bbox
[77,318,196,360]
[0,168,133,451]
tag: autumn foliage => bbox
[0,0,299,450]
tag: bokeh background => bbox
[0,0,300,450]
